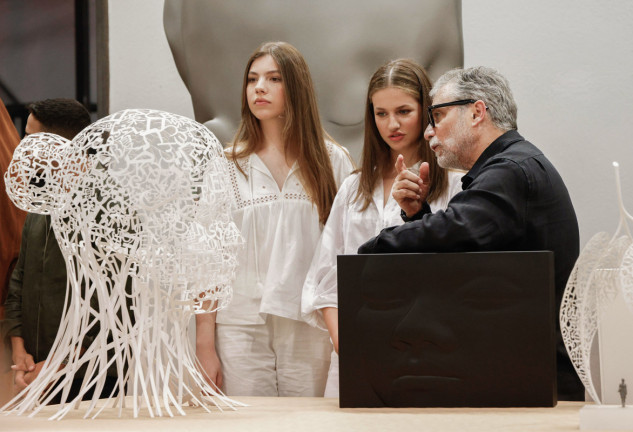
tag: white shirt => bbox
[301,169,464,330]
[217,142,354,325]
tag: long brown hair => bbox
[229,41,338,224]
[355,59,448,210]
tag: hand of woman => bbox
[196,344,223,390]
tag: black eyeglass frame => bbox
[427,99,478,128]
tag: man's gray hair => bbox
[430,66,518,131]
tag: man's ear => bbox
[471,100,487,126]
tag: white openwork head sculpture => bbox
[5,132,73,213]
[560,162,633,405]
[2,109,243,419]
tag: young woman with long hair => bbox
[196,41,354,396]
[301,59,462,396]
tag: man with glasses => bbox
[358,66,583,401]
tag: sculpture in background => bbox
[560,162,633,405]
[2,109,243,419]
[163,0,463,159]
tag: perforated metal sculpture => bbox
[2,109,243,419]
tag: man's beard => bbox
[431,118,474,171]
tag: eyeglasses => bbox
[427,99,477,128]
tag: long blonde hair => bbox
[356,59,448,210]
[229,41,338,224]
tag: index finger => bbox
[395,154,407,174]
[419,161,430,183]
[11,363,27,372]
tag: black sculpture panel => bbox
[338,252,556,407]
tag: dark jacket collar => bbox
[461,129,524,189]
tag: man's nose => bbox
[423,123,435,141]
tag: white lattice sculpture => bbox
[2,109,243,419]
[560,162,633,404]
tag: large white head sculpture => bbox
[164,0,463,158]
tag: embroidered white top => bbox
[217,142,354,325]
[301,169,464,330]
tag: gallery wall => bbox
[108,0,633,248]
[108,0,193,118]
[462,1,633,249]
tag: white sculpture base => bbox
[580,404,633,430]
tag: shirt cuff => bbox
[400,202,431,222]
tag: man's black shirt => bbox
[359,130,583,400]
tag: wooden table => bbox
[0,397,596,432]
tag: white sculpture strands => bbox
[2,109,243,419]
[560,162,633,429]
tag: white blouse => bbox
[301,169,464,330]
[217,142,355,325]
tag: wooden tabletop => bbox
[0,397,593,432]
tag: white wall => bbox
[108,0,193,117]
[108,0,633,247]
[462,1,633,247]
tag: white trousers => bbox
[324,350,339,398]
[216,315,332,396]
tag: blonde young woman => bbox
[301,59,462,396]
[196,42,354,396]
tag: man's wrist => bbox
[400,202,432,222]
[10,336,26,350]
[401,208,422,222]
[10,338,27,361]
